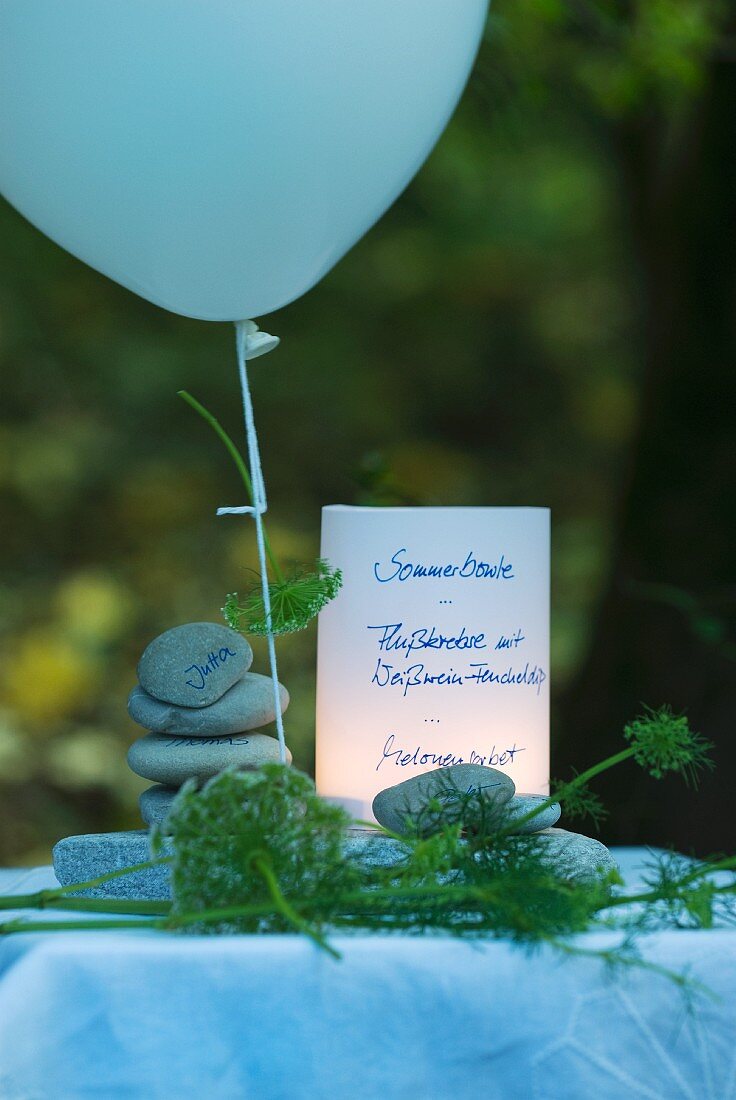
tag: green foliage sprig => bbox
[623,704,715,783]
[152,766,360,955]
[223,559,342,637]
[498,704,714,838]
[178,390,342,635]
[0,707,733,993]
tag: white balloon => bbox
[0,0,488,322]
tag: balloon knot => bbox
[236,319,280,360]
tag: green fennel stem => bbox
[0,894,169,916]
[0,881,550,935]
[605,856,736,908]
[2,842,731,932]
[540,936,700,992]
[0,878,564,929]
[252,856,341,959]
[0,917,163,934]
[3,875,735,938]
[178,389,284,583]
[0,857,171,913]
[606,880,736,910]
[499,747,637,836]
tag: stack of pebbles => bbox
[127,622,290,826]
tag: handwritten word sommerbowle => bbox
[376,734,525,771]
[373,549,514,584]
[184,647,238,691]
[371,659,547,697]
[367,622,487,657]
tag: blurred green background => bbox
[1,1,734,864]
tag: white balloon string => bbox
[218,320,287,765]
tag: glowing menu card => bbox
[316,506,550,820]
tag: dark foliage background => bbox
[0,0,733,864]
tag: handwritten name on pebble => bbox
[184,647,238,691]
[376,734,525,771]
[374,548,514,584]
[371,659,547,697]
[165,736,250,748]
[435,783,502,804]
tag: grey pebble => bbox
[127,731,291,786]
[372,764,516,836]
[137,622,252,708]
[139,784,179,827]
[504,793,561,834]
[128,673,289,736]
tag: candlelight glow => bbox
[316,507,550,820]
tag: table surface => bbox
[0,850,734,1100]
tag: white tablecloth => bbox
[0,852,734,1100]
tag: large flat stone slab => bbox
[53,831,172,900]
[52,827,617,901]
[345,826,617,882]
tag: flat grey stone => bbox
[346,826,617,883]
[53,831,173,900]
[51,825,617,904]
[127,731,291,786]
[372,764,516,836]
[505,794,561,834]
[139,784,179,827]
[532,827,617,881]
[137,622,252,707]
[343,827,405,869]
[127,673,289,735]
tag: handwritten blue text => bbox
[374,549,514,584]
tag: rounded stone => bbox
[137,622,252,707]
[127,731,292,786]
[505,793,562,834]
[139,784,179,827]
[127,673,289,736]
[372,764,516,837]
